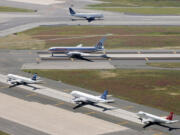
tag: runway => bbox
[39,53,180,61]
[0,50,180,134]
[0,0,180,37]
[0,0,180,134]
[0,76,178,135]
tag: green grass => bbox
[24,69,180,114]
[90,0,180,7]
[0,131,9,135]
[0,6,34,12]
[89,0,180,14]
[147,63,180,68]
[1,26,180,50]
[90,7,180,15]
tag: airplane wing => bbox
[9,79,24,84]
[139,117,155,124]
[85,16,95,22]
[67,51,90,57]
[66,52,92,62]
[99,99,115,103]
[72,97,88,103]
[76,44,83,47]
[166,120,179,124]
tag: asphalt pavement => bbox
[1,0,180,37]
[0,81,178,135]
[0,0,180,134]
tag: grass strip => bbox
[24,69,180,114]
[0,6,34,12]
[147,63,180,68]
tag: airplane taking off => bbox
[137,111,179,130]
[69,7,104,22]
[48,37,106,60]
[70,90,114,109]
[7,73,43,88]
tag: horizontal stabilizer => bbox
[76,44,83,47]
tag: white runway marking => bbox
[0,74,142,124]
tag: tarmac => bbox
[21,61,115,69]
[0,90,125,135]
[0,78,176,135]
[1,0,180,37]
[0,0,180,134]
[0,49,180,135]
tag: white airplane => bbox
[48,37,106,61]
[137,111,179,130]
[69,7,104,22]
[70,90,114,109]
[7,73,43,88]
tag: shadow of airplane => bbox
[72,55,93,62]
[71,18,104,22]
[73,102,116,111]
[143,122,180,131]
[9,83,39,90]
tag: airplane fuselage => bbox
[49,47,103,54]
[72,13,104,19]
[71,91,106,103]
[138,111,178,124]
[7,74,40,84]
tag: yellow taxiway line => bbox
[26,93,37,97]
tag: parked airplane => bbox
[70,90,114,109]
[137,111,179,130]
[7,73,42,88]
[69,7,104,22]
[48,37,106,60]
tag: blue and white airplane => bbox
[48,37,106,60]
[7,73,43,88]
[70,90,114,109]
[69,7,104,22]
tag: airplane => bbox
[7,73,43,88]
[137,111,179,130]
[70,90,114,110]
[48,37,106,61]
[69,7,104,22]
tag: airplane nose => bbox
[70,91,74,95]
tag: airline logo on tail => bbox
[166,112,174,120]
[69,8,76,15]
[32,73,37,81]
[95,37,106,50]
[101,90,108,99]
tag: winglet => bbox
[101,90,108,99]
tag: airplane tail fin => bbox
[166,112,174,120]
[101,90,108,100]
[32,73,37,81]
[69,7,76,15]
[95,37,106,50]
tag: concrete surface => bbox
[0,92,126,135]
[21,61,115,69]
[0,117,49,135]
[0,73,141,124]
[0,82,167,135]
[1,0,180,37]
[8,0,65,5]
